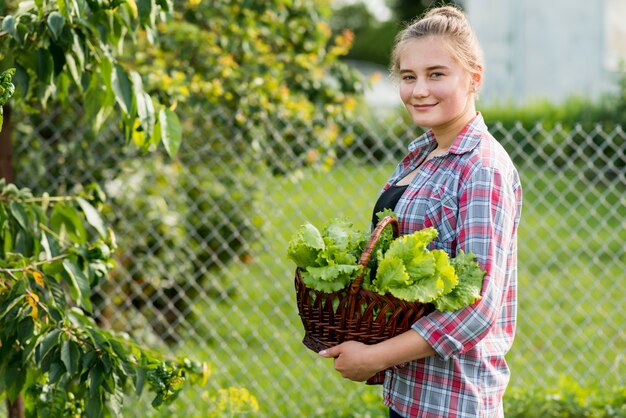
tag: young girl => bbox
[320,6,523,417]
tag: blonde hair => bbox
[390,5,483,81]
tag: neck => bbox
[431,103,477,149]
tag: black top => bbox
[371,184,408,228]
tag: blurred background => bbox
[1,0,625,416]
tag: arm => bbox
[414,164,520,359]
[319,329,435,382]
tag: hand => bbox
[318,341,381,382]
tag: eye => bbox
[401,74,416,81]
[430,72,444,79]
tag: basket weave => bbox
[294,216,434,354]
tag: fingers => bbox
[318,344,342,358]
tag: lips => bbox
[413,103,438,110]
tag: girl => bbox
[320,6,523,418]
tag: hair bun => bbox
[425,5,465,20]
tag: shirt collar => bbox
[407,112,486,156]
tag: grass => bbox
[125,161,624,417]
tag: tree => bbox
[0,1,205,416]
[86,0,367,338]
[0,0,365,415]
[0,0,182,159]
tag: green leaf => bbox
[61,339,82,376]
[41,230,54,258]
[135,367,146,395]
[17,317,35,346]
[63,260,93,312]
[100,57,113,91]
[375,256,410,292]
[56,0,70,19]
[76,197,106,237]
[2,15,17,40]
[6,359,26,402]
[89,363,105,398]
[65,52,81,86]
[50,203,87,243]
[48,359,66,383]
[136,0,153,25]
[86,393,104,418]
[287,222,325,268]
[159,108,182,157]
[301,268,354,293]
[434,251,485,312]
[9,201,29,230]
[36,48,54,85]
[0,295,25,321]
[432,249,458,295]
[389,277,445,303]
[35,329,62,365]
[112,64,133,115]
[131,71,155,140]
[47,12,65,41]
[71,33,85,71]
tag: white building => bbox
[464,0,626,105]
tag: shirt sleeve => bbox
[412,164,520,360]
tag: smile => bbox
[412,103,437,110]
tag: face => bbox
[398,36,478,132]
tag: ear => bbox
[470,65,483,91]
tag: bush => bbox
[504,377,626,418]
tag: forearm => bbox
[370,329,436,371]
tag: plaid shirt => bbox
[381,114,522,418]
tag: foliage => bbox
[0,180,207,416]
[133,0,364,173]
[385,0,460,24]
[0,68,16,131]
[98,154,262,340]
[287,213,485,309]
[204,387,260,418]
[504,376,626,418]
[76,0,367,338]
[0,0,181,156]
[330,3,398,67]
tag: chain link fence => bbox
[9,103,626,417]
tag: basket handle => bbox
[349,216,399,295]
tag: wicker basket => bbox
[294,216,434,354]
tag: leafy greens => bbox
[287,212,486,312]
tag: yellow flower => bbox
[212,387,259,414]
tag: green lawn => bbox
[133,161,624,417]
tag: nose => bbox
[412,78,429,98]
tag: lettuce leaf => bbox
[287,222,325,268]
[374,228,445,303]
[375,255,411,291]
[432,249,458,295]
[301,264,363,292]
[288,217,367,293]
[433,250,485,311]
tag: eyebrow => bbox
[400,65,450,73]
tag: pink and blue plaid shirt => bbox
[381,113,522,418]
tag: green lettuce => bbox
[288,213,485,309]
[287,222,325,268]
[433,250,485,311]
[287,217,366,293]
[374,228,453,303]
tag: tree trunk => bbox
[0,105,22,417]
[0,103,14,183]
[7,396,24,418]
